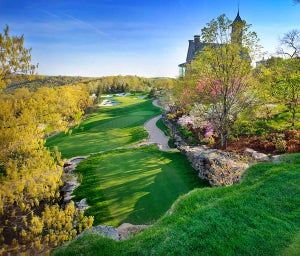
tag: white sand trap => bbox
[99,99,121,107]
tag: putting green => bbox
[74,146,208,226]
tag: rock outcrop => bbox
[244,148,271,162]
[179,145,249,187]
[61,156,88,207]
[77,223,150,241]
[117,223,149,240]
[161,114,280,187]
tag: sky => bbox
[0,0,299,78]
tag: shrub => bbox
[287,139,300,153]
[272,134,288,153]
[168,137,176,148]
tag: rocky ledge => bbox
[77,223,150,241]
[61,156,89,210]
[179,145,279,187]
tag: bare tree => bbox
[277,29,300,58]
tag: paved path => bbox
[141,100,171,151]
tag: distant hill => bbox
[5,75,93,92]
[5,74,176,95]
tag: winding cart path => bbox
[142,100,171,151]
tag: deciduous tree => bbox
[0,26,93,254]
[0,25,36,89]
[176,14,260,148]
[277,29,300,58]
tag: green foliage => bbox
[5,75,90,92]
[54,154,300,256]
[174,14,260,149]
[178,126,193,139]
[270,58,300,126]
[6,75,174,98]
[0,25,36,89]
[156,118,170,137]
[0,84,93,254]
[168,137,177,148]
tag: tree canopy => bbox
[0,25,36,89]
[174,14,260,148]
[0,26,93,254]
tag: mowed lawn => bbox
[47,95,208,226]
[46,96,161,158]
[54,154,300,256]
[74,145,209,226]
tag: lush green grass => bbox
[46,96,161,158]
[73,145,208,226]
[156,118,170,136]
[54,153,300,256]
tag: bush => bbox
[168,137,176,148]
[274,138,288,153]
[287,139,300,153]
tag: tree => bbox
[0,26,93,254]
[272,59,300,126]
[0,86,93,254]
[273,30,300,127]
[176,14,260,149]
[277,29,300,58]
[0,25,36,89]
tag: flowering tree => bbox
[177,14,260,148]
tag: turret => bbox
[231,9,245,44]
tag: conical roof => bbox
[233,10,242,23]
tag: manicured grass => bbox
[156,118,170,136]
[73,145,208,226]
[54,153,300,256]
[46,97,161,158]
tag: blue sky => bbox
[0,0,299,77]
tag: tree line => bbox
[7,73,175,97]
[0,26,94,254]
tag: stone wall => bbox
[179,145,249,187]
[161,114,187,147]
[161,114,276,187]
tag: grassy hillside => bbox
[46,96,161,158]
[54,153,300,256]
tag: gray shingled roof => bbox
[178,40,207,67]
[179,11,243,68]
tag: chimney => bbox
[194,35,200,51]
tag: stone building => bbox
[178,10,245,77]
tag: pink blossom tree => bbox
[177,14,260,148]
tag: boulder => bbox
[117,223,149,240]
[77,225,120,241]
[76,198,89,211]
[76,223,150,241]
[244,148,271,162]
[179,145,249,187]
